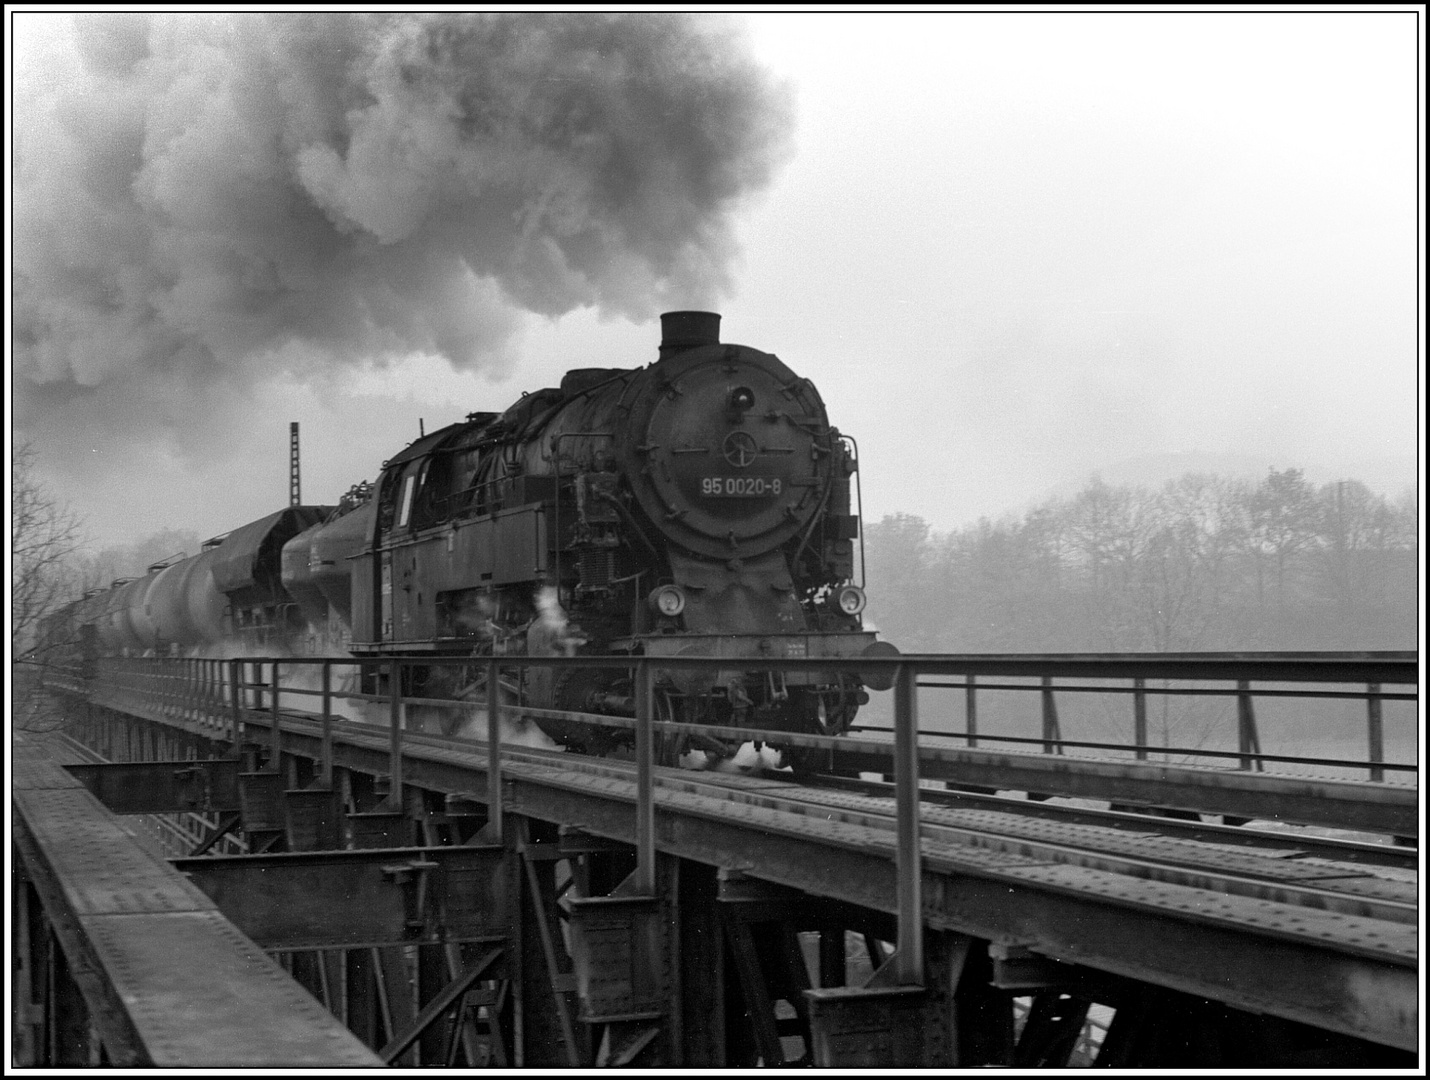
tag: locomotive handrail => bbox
[840,434,865,589]
[442,464,528,520]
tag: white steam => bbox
[534,585,586,655]
[451,705,564,752]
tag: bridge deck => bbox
[11,731,382,1068]
[78,692,1416,1052]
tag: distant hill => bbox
[1047,452,1416,502]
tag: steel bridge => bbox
[12,651,1420,1068]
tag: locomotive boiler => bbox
[48,313,894,764]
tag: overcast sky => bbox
[10,10,1421,549]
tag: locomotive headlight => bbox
[836,585,867,616]
[649,584,687,617]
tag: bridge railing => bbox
[80,653,1417,769]
[76,650,1417,993]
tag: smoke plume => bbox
[13,12,792,460]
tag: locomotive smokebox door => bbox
[619,344,835,561]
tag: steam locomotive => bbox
[43,313,895,761]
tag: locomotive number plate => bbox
[700,476,782,498]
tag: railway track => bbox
[376,715,1418,875]
[225,705,1420,943]
[55,696,1421,933]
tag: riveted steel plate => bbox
[1185,839,1308,858]
[909,810,1414,918]
[779,787,1376,887]
[568,895,667,1021]
[919,836,1060,872]
[922,826,1413,922]
[668,770,812,794]
[13,736,53,765]
[689,777,1415,917]
[13,756,86,791]
[805,986,936,1068]
[1283,873,1419,906]
[1295,856,1420,884]
[1000,863,1418,964]
[65,760,241,815]
[173,845,512,950]
[14,788,215,916]
[80,910,380,1067]
[952,817,1368,884]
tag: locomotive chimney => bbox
[659,311,720,358]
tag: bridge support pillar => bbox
[517,827,720,1067]
[803,930,1022,1067]
[806,984,933,1066]
[565,860,675,1066]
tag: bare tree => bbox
[73,526,203,592]
[1314,479,1407,629]
[12,441,84,730]
[1142,474,1254,651]
[862,513,938,650]
[1248,467,1320,607]
[1062,479,1161,649]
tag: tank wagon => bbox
[46,507,331,660]
[45,313,895,760]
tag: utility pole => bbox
[289,422,301,507]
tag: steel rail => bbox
[814,773,1418,870]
